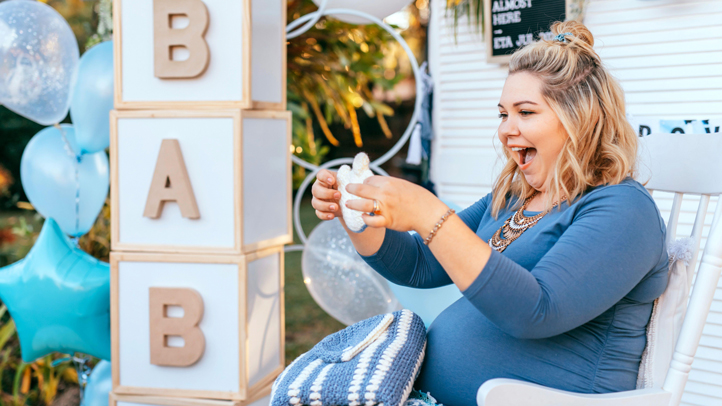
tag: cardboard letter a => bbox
[143,139,200,219]
[153,0,210,78]
[149,287,206,367]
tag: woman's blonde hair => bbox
[490,20,639,219]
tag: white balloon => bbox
[302,219,402,325]
[311,0,412,24]
[0,0,79,125]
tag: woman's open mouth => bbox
[511,147,537,170]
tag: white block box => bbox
[110,247,285,400]
[110,109,292,255]
[112,0,286,110]
[110,379,272,406]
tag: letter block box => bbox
[111,385,272,406]
[110,247,285,400]
[110,109,292,255]
[113,0,286,110]
[110,384,273,406]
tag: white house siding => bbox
[428,0,722,404]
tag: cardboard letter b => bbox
[149,287,206,367]
[153,0,210,78]
[143,139,200,219]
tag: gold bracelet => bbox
[423,209,456,246]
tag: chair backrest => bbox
[636,133,722,406]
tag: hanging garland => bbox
[444,0,483,42]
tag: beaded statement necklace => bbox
[488,191,567,253]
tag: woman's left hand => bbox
[345,176,449,234]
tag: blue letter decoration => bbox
[0,218,111,362]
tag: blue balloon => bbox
[70,41,114,154]
[0,218,111,362]
[387,282,462,329]
[20,124,109,237]
[81,360,111,406]
[387,199,465,328]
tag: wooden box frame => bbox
[249,0,287,111]
[110,109,293,255]
[239,110,293,253]
[109,378,273,406]
[484,0,571,64]
[112,0,286,110]
[110,247,285,401]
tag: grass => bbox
[283,197,347,365]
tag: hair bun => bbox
[551,21,594,47]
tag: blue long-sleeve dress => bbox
[358,177,669,406]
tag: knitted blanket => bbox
[271,309,428,406]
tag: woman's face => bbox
[497,71,568,192]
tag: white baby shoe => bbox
[336,152,374,233]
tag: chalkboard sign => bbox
[484,0,570,63]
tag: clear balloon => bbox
[81,360,111,406]
[0,218,111,362]
[311,0,412,24]
[0,0,79,125]
[70,41,114,154]
[20,124,109,237]
[302,219,402,325]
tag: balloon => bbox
[70,41,114,154]
[20,124,109,237]
[0,218,110,362]
[0,0,79,125]
[302,219,402,325]
[386,199,465,328]
[387,281,462,328]
[311,0,412,24]
[81,360,111,406]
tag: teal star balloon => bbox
[0,218,110,362]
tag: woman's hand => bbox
[311,169,342,221]
[345,176,449,235]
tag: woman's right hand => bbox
[312,169,343,221]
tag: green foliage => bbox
[84,0,113,50]
[289,101,331,190]
[77,197,111,263]
[287,0,411,188]
[444,0,484,44]
[43,0,99,54]
[0,213,42,268]
[0,106,45,211]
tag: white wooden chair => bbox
[477,133,722,406]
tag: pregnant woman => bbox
[311,21,669,406]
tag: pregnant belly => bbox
[412,299,605,406]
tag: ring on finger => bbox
[372,199,382,215]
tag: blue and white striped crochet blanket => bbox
[271,309,428,406]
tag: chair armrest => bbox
[477,378,672,406]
